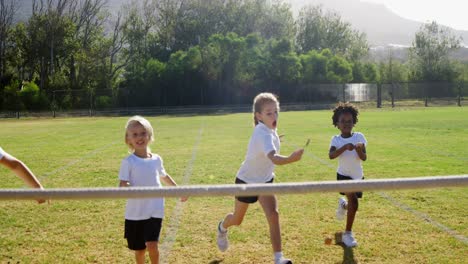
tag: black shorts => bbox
[337,173,363,198]
[124,217,163,250]
[235,177,274,204]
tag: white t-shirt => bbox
[119,153,167,220]
[330,132,367,179]
[236,122,280,183]
[0,147,4,159]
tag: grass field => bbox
[0,107,467,264]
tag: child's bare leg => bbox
[259,195,281,252]
[146,241,159,264]
[134,249,145,264]
[345,193,359,231]
[222,199,249,228]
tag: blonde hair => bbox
[124,115,154,152]
[253,92,280,125]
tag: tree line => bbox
[0,0,465,111]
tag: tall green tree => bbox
[300,49,354,84]
[151,0,183,60]
[237,33,267,96]
[200,33,248,104]
[30,0,76,90]
[352,62,379,83]
[171,0,295,52]
[101,10,129,92]
[226,0,295,40]
[121,0,157,97]
[379,48,408,83]
[67,0,108,92]
[267,38,302,98]
[0,0,16,78]
[165,46,202,105]
[409,21,461,81]
[300,49,329,83]
[172,0,226,51]
[296,4,368,61]
[325,54,353,83]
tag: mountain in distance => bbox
[287,0,467,47]
[287,0,468,61]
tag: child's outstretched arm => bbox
[267,149,304,165]
[161,174,188,202]
[329,144,354,159]
[0,152,45,204]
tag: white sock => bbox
[340,198,348,210]
[219,220,227,232]
[274,251,283,261]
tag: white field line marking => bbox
[160,123,204,264]
[38,142,118,181]
[378,192,468,245]
[287,140,468,245]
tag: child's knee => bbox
[135,249,146,257]
[145,241,159,253]
[265,208,279,221]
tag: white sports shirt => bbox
[119,153,167,220]
[236,122,280,183]
[330,132,367,179]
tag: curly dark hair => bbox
[332,102,359,127]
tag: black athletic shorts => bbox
[235,177,274,203]
[124,217,163,250]
[337,173,363,198]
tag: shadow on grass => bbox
[334,232,358,264]
[208,259,224,264]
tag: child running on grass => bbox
[328,102,367,248]
[0,147,45,203]
[119,116,187,264]
[216,92,304,264]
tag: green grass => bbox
[0,107,467,264]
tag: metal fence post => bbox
[52,90,56,118]
[391,83,395,108]
[377,83,382,108]
[424,84,428,107]
[458,82,462,107]
[342,83,346,102]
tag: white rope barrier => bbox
[0,175,467,200]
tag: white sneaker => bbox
[217,221,229,252]
[275,257,293,264]
[336,197,347,221]
[342,232,358,247]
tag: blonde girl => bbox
[216,93,304,264]
[119,116,187,264]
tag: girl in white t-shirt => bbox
[216,93,304,264]
[119,116,187,264]
[0,147,45,203]
[328,102,367,248]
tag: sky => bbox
[363,0,468,31]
